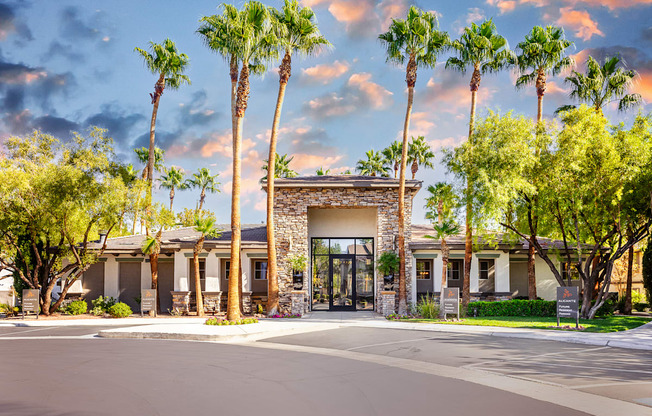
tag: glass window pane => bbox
[356,256,374,310]
[355,239,374,256]
[330,239,355,255]
[312,255,329,310]
[312,239,329,256]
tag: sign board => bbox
[141,288,157,316]
[556,286,579,328]
[22,289,39,317]
[443,287,459,318]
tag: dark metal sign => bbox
[557,286,579,328]
[141,289,157,316]
[22,289,39,317]
[443,287,459,319]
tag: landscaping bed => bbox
[394,315,652,333]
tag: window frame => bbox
[253,260,268,280]
[447,260,461,280]
[416,259,432,280]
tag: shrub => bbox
[417,295,439,319]
[65,300,87,315]
[269,313,301,318]
[205,317,258,325]
[634,303,649,312]
[0,303,19,317]
[108,302,132,318]
[91,296,116,316]
[468,299,556,317]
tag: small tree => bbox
[141,203,175,312]
[192,216,221,317]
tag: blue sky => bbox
[1,0,651,225]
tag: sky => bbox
[1,0,651,226]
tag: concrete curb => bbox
[0,317,207,327]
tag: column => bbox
[433,255,444,293]
[140,260,151,290]
[470,254,479,293]
[205,252,219,291]
[104,256,119,299]
[495,252,511,294]
[173,251,186,291]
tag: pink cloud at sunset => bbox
[302,60,350,84]
[556,8,604,41]
[347,72,393,109]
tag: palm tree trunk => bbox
[411,160,418,180]
[194,239,204,317]
[199,189,206,212]
[398,56,416,315]
[440,239,449,319]
[463,67,480,307]
[624,245,634,314]
[147,74,165,188]
[169,188,175,212]
[267,51,291,316]
[227,62,250,321]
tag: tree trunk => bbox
[194,239,204,317]
[266,51,291,316]
[198,189,206,212]
[536,69,546,124]
[227,62,250,321]
[150,252,160,313]
[411,160,418,180]
[528,242,537,299]
[147,74,165,188]
[463,70,479,308]
[624,245,634,315]
[169,188,175,212]
[398,56,416,315]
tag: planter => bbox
[383,274,394,291]
[293,271,304,290]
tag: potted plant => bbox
[377,251,399,291]
[288,254,307,290]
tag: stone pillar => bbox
[380,291,396,316]
[291,290,306,316]
[171,291,191,315]
[242,291,253,315]
[202,291,221,314]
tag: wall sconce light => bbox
[288,236,293,251]
[392,235,397,251]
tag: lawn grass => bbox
[398,315,652,333]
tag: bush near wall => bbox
[468,300,557,317]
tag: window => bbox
[189,258,206,291]
[224,260,230,280]
[479,260,494,280]
[561,262,580,281]
[254,260,268,280]
[416,259,432,280]
[447,260,461,280]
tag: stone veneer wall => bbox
[273,186,418,313]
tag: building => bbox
[73,175,584,314]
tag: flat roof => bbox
[264,175,422,189]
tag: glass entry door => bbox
[329,255,356,311]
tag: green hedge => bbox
[467,300,556,317]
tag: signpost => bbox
[556,286,579,329]
[443,287,459,320]
[141,288,157,317]
[22,289,39,319]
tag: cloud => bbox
[378,0,411,31]
[301,60,350,84]
[556,7,604,41]
[0,61,47,85]
[291,153,344,172]
[466,8,486,24]
[485,0,517,14]
[84,104,146,144]
[0,3,32,42]
[303,72,392,119]
[59,6,100,41]
[420,70,495,114]
[31,115,80,139]
[643,27,652,43]
[41,41,85,64]
[176,90,220,128]
[572,0,652,10]
[409,112,436,138]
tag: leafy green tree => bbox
[382,141,402,179]
[424,182,460,318]
[407,136,435,179]
[380,6,449,314]
[192,216,221,317]
[159,166,187,212]
[356,150,390,177]
[0,128,140,315]
[264,0,330,316]
[185,168,220,212]
[446,19,516,306]
[558,56,642,114]
[262,153,298,181]
[515,25,574,123]
[134,40,190,188]
[177,208,217,228]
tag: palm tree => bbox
[515,25,574,124]
[316,167,331,175]
[264,0,330,316]
[158,166,187,212]
[514,26,573,300]
[557,55,642,115]
[199,2,277,321]
[356,150,390,177]
[407,136,435,179]
[262,153,298,181]
[134,146,166,179]
[424,182,459,318]
[186,168,220,213]
[379,6,449,313]
[141,231,162,312]
[192,216,221,317]
[382,140,403,178]
[134,40,190,189]
[446,19,515,307]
